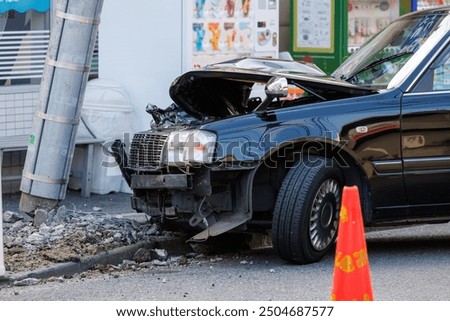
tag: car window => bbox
[432,67,450,91]
[334,12,446,90]
[432,57,450,91]
[414,46,450,92]
[345,52,413,89]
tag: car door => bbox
[401,46,450,212]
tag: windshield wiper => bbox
[342,51,413,83]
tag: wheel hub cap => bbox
[309,179,341,251]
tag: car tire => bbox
[272,156,343,264]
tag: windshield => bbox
[333,11,447,89]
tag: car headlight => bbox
[165,130,216,165]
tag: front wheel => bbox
[272,156,343,264]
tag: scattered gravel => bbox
[1,193,264,283]
[2,205,164,274]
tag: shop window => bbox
[0,8,99,86]
[417,0,450,10]
[0,9,50,85]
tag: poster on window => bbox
[192,0,254,68]
[295,0,333,53]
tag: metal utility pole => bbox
[20,0,104,214]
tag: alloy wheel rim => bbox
[309,178,341,251]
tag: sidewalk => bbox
[3,189,134,216]
[1,190,191,285]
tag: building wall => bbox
[0,86,38,137]
[1,1,292,139]
[0,2,52,194]
[100,0,287,132]
[0,86,39,194]
[1,0,292,194]
[99,0,183,132]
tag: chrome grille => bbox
[129,132,169,168]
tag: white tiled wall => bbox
[0,85,39,194]
[0,86,39,137]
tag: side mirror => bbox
[265,76,288,98]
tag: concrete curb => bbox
[0,235,192,285]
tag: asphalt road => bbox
[0,222,449,301]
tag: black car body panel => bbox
[114,7,450,264]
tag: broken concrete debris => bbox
[2,203,261,284]
[2,205,163,273]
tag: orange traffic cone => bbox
[331,185,374,301]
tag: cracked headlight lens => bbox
[165,130,216,165]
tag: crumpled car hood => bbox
[169,57,376,120]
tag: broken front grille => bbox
[129,132,169,168]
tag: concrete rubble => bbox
[1,192,268,287]
[1,204,180,276]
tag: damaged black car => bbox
[113,7,450,264]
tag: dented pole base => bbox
[19,192,59,215]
